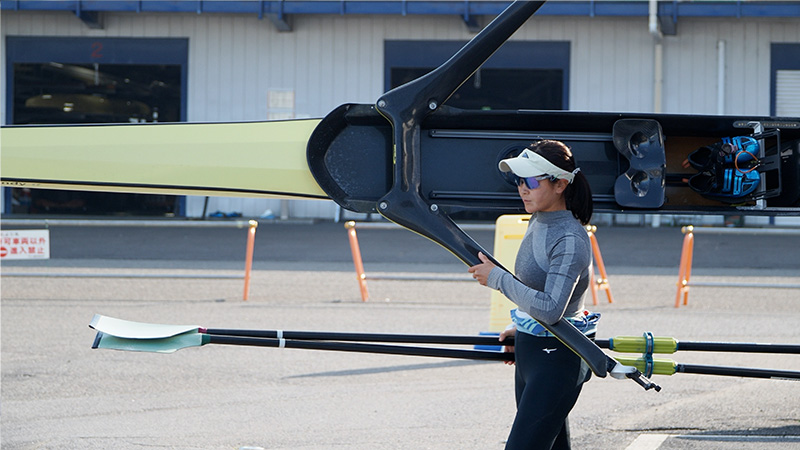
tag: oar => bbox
[614,356,800,381]
[92,332,800,382]
[90,314,512,346]
[602,335,800,355]
[92,331,514,362]
[91,315,800,355]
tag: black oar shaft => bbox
[677,364,800,380]
[206,329,514,347]
[205,331,800,355]
[205,328,800,356]
[207,335,514,362]
[676,342,800,354]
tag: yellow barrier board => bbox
[487,214,531,333]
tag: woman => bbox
[468,140,596,450]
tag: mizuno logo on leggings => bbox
[542,348,557,353]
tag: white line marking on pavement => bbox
[677,434,800,442]
[624,434,670,450]
[624,432,800,449]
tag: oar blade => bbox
[92,331,207,353]
[90,314,200,339]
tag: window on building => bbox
[385,40,570,110]
[5,37,187,216]
[390,67,564,110]
[14,63,181,125]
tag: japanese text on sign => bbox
[1,229,50,260]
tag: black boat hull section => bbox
[307,104,800,216]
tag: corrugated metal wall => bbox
[663,18,800,115]
[2,10,798,219]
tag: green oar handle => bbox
[614,356,800,380]
[606,336,800,354]
[606,336,678,354]
[614,356,678,376]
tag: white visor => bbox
[498,149,578,183]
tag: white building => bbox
[2,1,799,225]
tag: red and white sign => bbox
[1,229,50,260]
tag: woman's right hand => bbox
[499,326,516,366]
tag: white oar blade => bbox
[92,332,206,353]
[90,314,200,339]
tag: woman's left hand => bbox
[468,252,496,286]
[499,326,516,366]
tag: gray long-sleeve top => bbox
[487,210,592,328]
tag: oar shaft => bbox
[93,331,800,381]
[206,331,800,355]
[207,335,514,362]
[676,342,800,354]
[206,329,514,347]
[616,356,800,380]
[604,335,800,355]
[677,364,800,380]
[90,315,800,356]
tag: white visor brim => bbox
[498,149,575,183]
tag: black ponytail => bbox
[527,140,594,225]
[566,170,593,225]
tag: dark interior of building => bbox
[11,62,181,215]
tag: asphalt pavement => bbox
[2,218,800,450]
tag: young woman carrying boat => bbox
[469,139,597,450]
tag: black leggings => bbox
[505,332,592,450]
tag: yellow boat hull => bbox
[1,119,327,199]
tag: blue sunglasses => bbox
[514,174,556,189]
